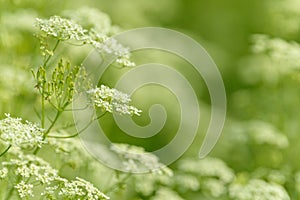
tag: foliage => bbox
[1,0,300,199]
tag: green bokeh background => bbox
[1,0,300,199]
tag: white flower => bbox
[229,179,290,200]
[248,121,289,149]
[15,181,34,198]
[3,153,59,185]
[110,143,172,174]
[58,177,110,200]
[0,113,46,149]
[202,178,226,197]
[35,15,135,67]
[265,0,300,36]
[87,85,141,116]
[0,167,8,179]
[150,187,184,200]
[35,16,88,41]
[178,157,235,183]
[87,31,135,67]
[64,7,115,35]
[252,34,300,72]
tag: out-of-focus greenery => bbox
[1,0,300,199]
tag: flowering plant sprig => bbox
[34,15,135,67]
[0,10,143,200]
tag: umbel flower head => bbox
[87,85,142,116]
[229,179,290,200]
[35,15,135,67]
[35,15,87,41]
[0,113,45,149]
[1,151,109,199]
[110,143,172,174]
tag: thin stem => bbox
[34,110,63,155]
[64,104,89,111]
[41,95,45,128]
[47,112,107,139]
[40,39,60,128]
[4,176,20,200]
[104,173,131,194]
[44,110,62,138]
[0,145,11,157]
[43,40,60,67]
[4,187,14,200]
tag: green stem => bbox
[34,110,62,155]
[4,187,14,200]
[4,176,20,200]
[40,39,60,128]
[44,110,62,138]
[43,40,60,67]
[41,95,45,129]
[0,145,11,157]
[47,112,107,138]
[104,173,131,194]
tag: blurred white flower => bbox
[0,167,8,179]
[229,179,290,200]
[111,143,172,174]
[64,7,117,35]
[178,157,235,183]
[150,187,184,200]
[248,121,289,149]
[202,178,226,197]
[265,0,300,37]
[172,174,200,192]
[252,34,300,73]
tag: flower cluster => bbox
[0,113,45,150]
[87,31,135,67]
[58,177,109,200]
[0,152,109,199]
[172,174,200,192]
[252,34,300,71]
[150,187,184,200]
[14,181,34,198]
[178,157,235,183]
[64,7,118,35]
[2,153,58,185]
[265,0,300,37]
[35,15,87,41]
[0,167,8,179]
[46,137,97,170]
[177,157,235,197]
[134,171,173,196]
[35,15,135,67]
[110,143,172,174]
[229,179,290,200]
[247,120,289,149]
[87,85,142,116]
[224,120,289,150]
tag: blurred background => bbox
[1,0,300,199]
